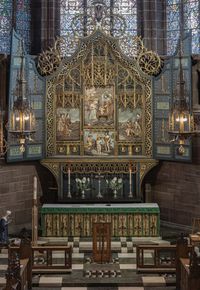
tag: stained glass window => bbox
[60,0,137,38]
[113,0,137,36]
[0,0,31,54]
[167,0,200,55]
[0,0,13,53]
[16,0,31,51]
[60,0,84,36]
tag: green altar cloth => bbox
[41,203,160,237]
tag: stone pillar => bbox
[41,0,57,50]
[138,0,166,55]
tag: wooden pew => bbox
[180,256,200,290]
[3,254,29,290]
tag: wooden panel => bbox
[93,222,111,263]
[41,204,160,237]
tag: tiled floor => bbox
[0,237,176,290]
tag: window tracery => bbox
[0,0,13,53]
[167,0,200,55]
[0,0,31,54]
[60,0,137,38]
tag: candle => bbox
[67,165,72,198]
[128,163,133,198]
[129,164,132,184]
[33,176,37,200]
[68,166,71,184]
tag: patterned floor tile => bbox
[121,247,128,253]
[0,254,8,259]
[127,241,133,247]
[119,287,144,290]
[72,253,84,258]
[118,253,136,258]
[0,249,8,254]
[73,247,80,253]
[72,264,84,270]
[0,277,6,286]
[39,276,63,286]
[120,264,136,270]
[142,276,166,286]
[61,287,87,290]
[88,287,118,290]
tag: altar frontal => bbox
[41,203,160,237]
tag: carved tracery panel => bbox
[45,32,153,158]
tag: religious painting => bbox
[84,87,115,127]
[84,130,115,156]
[56,107,80,141]
[118,108,143,141]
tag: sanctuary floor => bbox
[0,233,179,290]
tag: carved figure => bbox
[96,136,102,154]
[89,101,98,122]
[133,113,142,137]
[104,132,111,152]
[125,120,134,137]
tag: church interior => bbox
[0,0,200,289]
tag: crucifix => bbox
[95,171,104,199]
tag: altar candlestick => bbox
[32,176,38,245]
[128,164,133,198]
[67,165,72,198]
[33,176,37,200]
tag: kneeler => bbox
[92,222,111,263]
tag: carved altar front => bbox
[41,203,160,237]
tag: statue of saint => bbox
[0,210,12,244]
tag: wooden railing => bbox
[136,244,177,272]
[32,245,72,273]
[9,244,72,273]
[136,243,193,273]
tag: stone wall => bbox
[0,137,200,236]
[0,162,40,234]
[145,136,200,228]
[150,162,200,227]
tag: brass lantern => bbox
[168,0,198,155]
[168,55,196,155]
[9,47,36,152]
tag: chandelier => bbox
[168,0,199,155]
[9,44,36,152]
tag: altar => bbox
[41,203,160,237]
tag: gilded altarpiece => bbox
[41,31,158,202]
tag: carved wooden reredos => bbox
[37,28,161,199]
[39,31,160,159]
